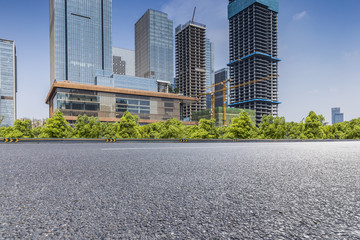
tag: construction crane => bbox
[192,7,197,22]
[200,75,279,126]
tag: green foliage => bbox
[2,110,360,140]
[140,122,164,139]
[74,115,101,138]
[0,119,33,138]
[304,111,326,139]
[40,111,74,138]
[159,118,186,139]
[342,118,360,139]
[285,121,306,139]
[188,119,218,139]
[227,111,258,139]
[259,115,286,139]
[31,126,42,138]
[113,111,141,139]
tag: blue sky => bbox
[1,0,360,123]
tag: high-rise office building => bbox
[175,21,206,119]
[0,39,17,127]
[214,68,229,108]
[112,47,135,76]
[332,107,344,124]
[228,0,280,124]
[205,38,214,109]
[49,0,112,85]
[135,9,173,84]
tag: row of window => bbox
[116,98,150,106]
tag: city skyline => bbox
[1,0,360,123]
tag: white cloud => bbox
[293,11,307,20]
[161,0,229,70]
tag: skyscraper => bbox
[205,38,214,109]
[214,68,229,108]
[135,9,173,85]
[332,107,344,124]
[0,39,17,127]
[49,0,112,85]
[112,47,135,76]
[175,21,206,119]
[228,0,280,124]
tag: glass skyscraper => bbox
[49,0,112,85]
[332,107,344,124]
[135,9,174,85]
[0,39,17,127]
[205,38,214,109]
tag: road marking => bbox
[102,146,247,151]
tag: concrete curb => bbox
[1,138,360,144]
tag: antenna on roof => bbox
[192,7,196,22]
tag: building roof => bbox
[45,82,198,104]
[228,0,279,19]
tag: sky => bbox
[1,0,360,123]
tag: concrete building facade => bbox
[175,21,207,119]
[112,47,135,76]
[46,82,197,124]
[0,39,17,127]
[135,9,174,85]
[228,0,280,124]
[49,0,113,85]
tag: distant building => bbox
[332,107,344,124]
[205,39,214,109]
[0,39,17,127]
[49,0,113,85]
[135,9,174,85]
[175,21,207,119]
[228,0,280,124]
[112,47,135,76]
[214,68,229,108]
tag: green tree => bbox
[140,121,164,139]
[188,119,218,139]
[285,121,306,139]
[40,111,74,138]
[344,118,360,139]
[74,115,101,138]
[159,118,186,139]
[304,111,326,139]
[31,126,42,138]
[227,111,258,139]
[100,122,116,139]
[114,111,141,138]
[5,119,34,138]
[259,115,286,139]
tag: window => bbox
[164,102,174,108]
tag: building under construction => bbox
[228,0,280,124]
[192,107,256,127]
[175,21,207,120]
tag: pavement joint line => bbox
[101,146,250,151]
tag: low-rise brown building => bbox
[45,82,198,125]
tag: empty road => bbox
[1,142,360,239]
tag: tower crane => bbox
[200,75,279,126]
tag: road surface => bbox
[1,142,359,239]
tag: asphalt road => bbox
[1,142,360,239]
